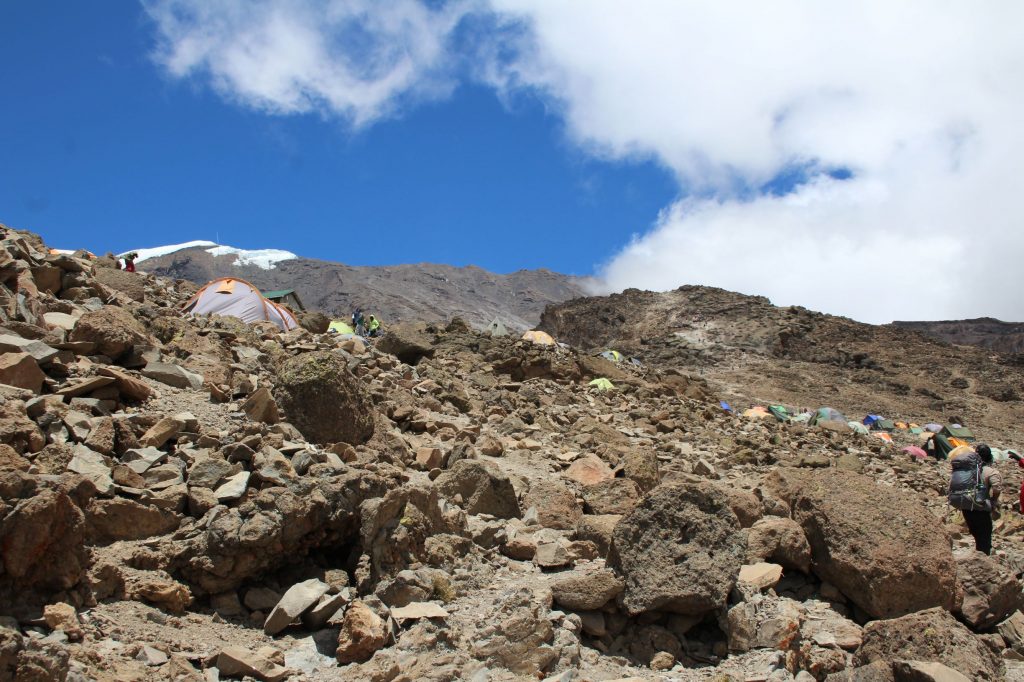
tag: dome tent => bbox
[522,330,556,346]
[183,277,299,331]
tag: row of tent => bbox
[735,403,981,441]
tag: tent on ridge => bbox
[488,319,509,337]
[809,407,847,426]
[588,377,615,391]
[328,320,354,335]
[872,418,896,432]
[183,277,299,331]
[768,405,791,422]
[599,350,623,363]
[863,414,883,427]
[923,423,943,433]
[522,330,556,346]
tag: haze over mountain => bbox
[133,241,588,331]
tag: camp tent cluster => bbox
[733,401,1015,458]
[184,278,299,331]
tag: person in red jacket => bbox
[123,252,137,272]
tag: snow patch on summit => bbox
[129,241,297,270]
[206,245,297,269]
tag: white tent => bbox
[488,318,508,337]
[183,277,299,331]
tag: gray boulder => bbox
[608,482,746,615]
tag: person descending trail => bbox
[367,314,381,338]
[123,252,137,272]
[948,443,1000,554]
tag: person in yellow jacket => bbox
[367,315,381,337]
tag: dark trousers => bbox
[962,509,993,555]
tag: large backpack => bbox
[948,451,990,511]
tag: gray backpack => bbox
[948,451,990,511]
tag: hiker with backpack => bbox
[948,443,1001,554]
[352,308,365,336]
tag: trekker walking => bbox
[124,252,137,272]
[948,443,1000,554]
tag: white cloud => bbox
[483,1,1024,323]
[142,0,473,126]
[142,1,1024,322]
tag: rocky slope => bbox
[2,225,1024,681]
[136,243,587,331]
[540,286,1024,444]
[893,317,1024,355]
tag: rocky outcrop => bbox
[273,351,376,445]
[954,550,1023,631]
[608,482,746,615]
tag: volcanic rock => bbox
[608,482,746,615]
[434,459,521,519]
[273,350,376,445]
[69,306,148,359]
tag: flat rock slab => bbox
[0,333,59,363]
[264,578,331,635]
[214,471,250,502]
[390,602,448,621]
[216,646,290,682]
[142,362,204,390]
[739,562,784,591]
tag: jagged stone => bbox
[142,362,204,390]
[264,578,331,635]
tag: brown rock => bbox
[549,568,624,610]
[139,416,184,449]
[336,601,387,664]
[522,479,582,530]
[97,367,154,401]
[43,603,83,640]
[622,448,660,492]
[0,353,44,393]
[855,607,1002,680]
[891,661,971,682]
[575,514,621,557]
[768,469,956,619]
[414,447,443,470]
[87,498,181,543]
[94,267,146,302]
[954,550,1023,631]
[564,454,614,486]
[241,387,280,425]
[273,351,376,445]
[582,478,642,515]
[435,460,520,518]
[69,306,149,359]
[0,444,30,472]
[216,646,290,682]
[746,516,812,573]
[608,482,746,615]
[0,489,87,593]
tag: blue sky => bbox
[0,1,675,275]
[2,2,1021,323]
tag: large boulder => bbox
[767,469,956,619]
[69,306,149,359]
[608,482,746,615]
[434,460,521,519]
[745,516,812,573]
[0,488,88,596]
[0,400,45,454]
[273,351,376,445]
[954,550,1023,631]
[86,498,181,543]
[375,323,434,365]
[854,607,1003,680]
[0,353,44,393]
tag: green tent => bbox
[328,320,354,335]
[768,405,791,422]
[588,378,615,391]
[940,425,975,441]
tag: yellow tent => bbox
[743,406,771,419]
[522,330,556,346]
[328,320,354,335]
[588,378,615,391]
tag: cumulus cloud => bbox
[141,0,474,126]
[142,1,1024,322]
[486,1,1024,323]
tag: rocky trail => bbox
[2,223,1024,681]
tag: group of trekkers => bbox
[350,308,381,338]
